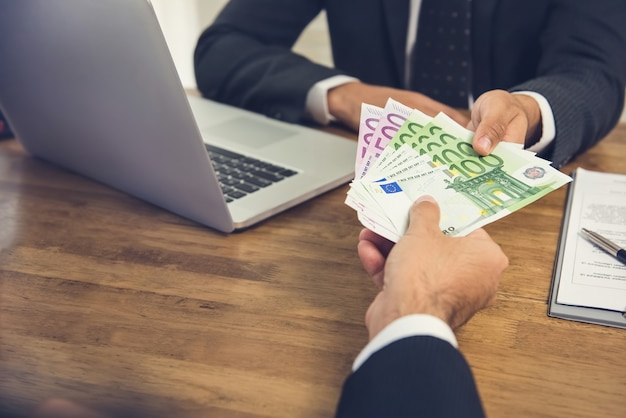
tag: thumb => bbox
[472,116,504,156]
[405,195,441,237]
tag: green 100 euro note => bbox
[345,100,572,242]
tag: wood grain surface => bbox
[1,125,625,417]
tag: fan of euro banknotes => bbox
[345,98,573,242]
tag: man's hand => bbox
[327,81,470,131]
[468,90,542,155]
[358,196,509,341]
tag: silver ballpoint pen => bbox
[580,228,626,266]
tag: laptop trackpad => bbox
[205,117,296,148]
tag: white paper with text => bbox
[556,168,626,311]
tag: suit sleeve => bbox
[509,0,626,168]
[194,0,343,124]
[335,336,485,418]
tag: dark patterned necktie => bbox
[411,0,472,108]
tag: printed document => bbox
[556,168,626,311]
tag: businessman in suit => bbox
[334,195,508,417]
[194,0,626,168]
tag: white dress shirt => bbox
[352,314,457,371]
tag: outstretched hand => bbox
[468,89,542,155]
[358,196,509,340]
[327,83,542,160]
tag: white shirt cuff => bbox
[305,75,360,125]
[512,91,556,154]
[352,314,458,372]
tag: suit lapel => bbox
[382,0,410,87]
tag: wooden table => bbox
[1,125,625,418]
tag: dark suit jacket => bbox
[335,336,485,417]
[195,0,626,168]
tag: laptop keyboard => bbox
[206,144,298,203]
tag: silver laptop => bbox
[0,0,356,233]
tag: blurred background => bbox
[150,0,626,122]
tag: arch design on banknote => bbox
[445,167,549,216]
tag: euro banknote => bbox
[346,100,572,242]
